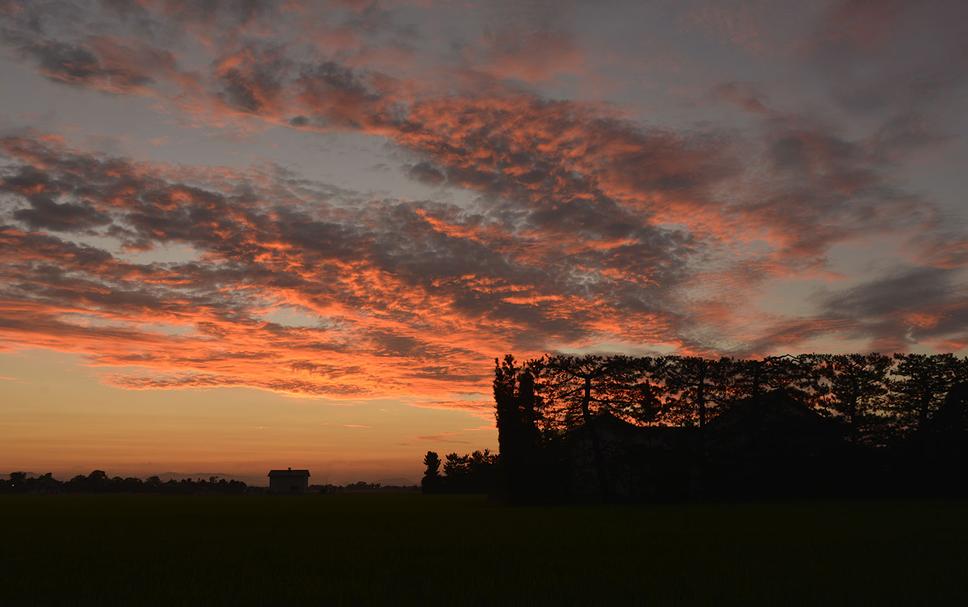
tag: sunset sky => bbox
[1,0,966,484]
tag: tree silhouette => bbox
[1,471,250,494]
[820,353,892,444]
[421,451,442,493]
[892,354,962,433]
[9,471,26,490]
[535,355,616,498]
[728,355,823,404]
[443,453,469,479]
[493,356,521,455]
[482,351,968,502]
[661,356,734,428]
[593,356,667,424]
[493,355,541,500]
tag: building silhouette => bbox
[268,468,310,493]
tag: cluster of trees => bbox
[494,353,968,447]
[317,481,418,494]
[421,449,499,493]
[489,352,968,501]
[0,470,248,494]
[0,471,432,495]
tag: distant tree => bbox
[489,350,968,501]
[534,355,618,498]
[9,472,26,491]
[951,357,968,385]
[421,451,442,494]
[467,449,499,492]
[0,471,249,494]
[516,367,539,446]
[591,356,668,424]
[416,448,503,495]
[493,355,541,500]
[931,381,968,438]
[819,353,892,444]
[88,470,109,488]
[786,354,828,402]
[119,477,143,492]
[536,355,611,428]
[423,451,441,476]
[468,449,498,472]
[493,355,521,463]
[443,452,470,478]
[661,356,734,428]
[892,353,962,433]
[630,357,669,424]
[725,354,826,408]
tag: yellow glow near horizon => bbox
[0,350,495,485]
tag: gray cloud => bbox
[815,266,968,349]
[0,0,965,396]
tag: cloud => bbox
[711,81,770,114]
[815,266,968,351]
[808,0,968,109]
[406,161,445,186]
[806,0,968,157]
[296,60,394,129]
[414,432,470,444]
[0,0,965,408]
[214,44,291,114]
[467,12,586,85]
[0,136,694,398]
[14,36,179,94]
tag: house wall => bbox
[269,476,309,493]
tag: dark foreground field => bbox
[2,494,967,606]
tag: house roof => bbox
[926,381,968,433]
[570,411,695,446]
[703,388,844,451]
[268,469,310,477]
[705,389,828,431]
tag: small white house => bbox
[268,468,310,493]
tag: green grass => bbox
[1,494,967,606]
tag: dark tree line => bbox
[421,449,499,494]
[500,353,968,442]
[317,481,418,494]
[0,470,248,494]
[489,352,968,502]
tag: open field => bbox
[2,494,967,606]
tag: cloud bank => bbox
[0,0,965,403]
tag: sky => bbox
[1,0,966,484]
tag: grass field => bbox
[2,494,967,606]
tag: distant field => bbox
[2,494,967,606]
